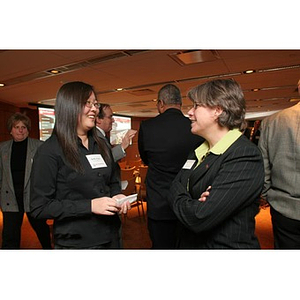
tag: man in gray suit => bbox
[259,79,300,249]
[96,103,136,162]
[96,104,136,248]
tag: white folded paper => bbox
[116,193,138,205]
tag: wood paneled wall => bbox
[0,102,19,142]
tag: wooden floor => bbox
[0,202,273,249]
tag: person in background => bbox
[138,84,204,249]
[258,79,300,249]
[168,79,264,249]
[30,81,130,249]
[96,103,136,248]
[0,112,51,249]
[250,120,261,145]
[96,103,137,162]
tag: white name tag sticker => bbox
[182,159,196,169]
[86,154,107,169]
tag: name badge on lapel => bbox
[86,154,107,169]
[182,159,196,169]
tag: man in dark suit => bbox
[138,84,203,249]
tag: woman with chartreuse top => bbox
[168,79,264,249]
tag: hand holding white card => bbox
[116,193,138,205]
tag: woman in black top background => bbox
[0,113,51,249]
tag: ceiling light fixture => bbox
[0,83,5,87]
[48,69,61,74]
[116,88,123,91]
[243,69,256,74]
[252,88,260,92]
[290,98,300,102]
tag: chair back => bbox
[120,166,136,181]
[139,165,148,189]
[120,166,136,196]
[118,160,127,169]
[128,159,142,169]
[122,176,136,196]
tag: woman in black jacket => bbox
[168,79,264,249]
[30,81,130,249]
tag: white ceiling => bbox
[0,49,299,119]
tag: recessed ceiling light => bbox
[0,83,5,87]
[243,69,255,74]
[290,98,300,102]
[48,69,61,74]
[116,88,123,91]
[252,88,260,92]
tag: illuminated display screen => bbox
[38,107,55,141]
[110,115,131,145]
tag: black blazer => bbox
[138,108,204,220]
[168,135,264,249]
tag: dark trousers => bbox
[147,217,178,249]
[270,206,300,249]
[55,230,121,249]
[1,211,52,249]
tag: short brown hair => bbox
[187,79,247,131]
[7,112,31,132]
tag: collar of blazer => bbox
[194,129,242,167]
[189,130,242,190]
[189,152,219,189]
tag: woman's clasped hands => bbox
[199,186,211,202]
[91,194,131,216]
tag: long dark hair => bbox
[53,81,110,172]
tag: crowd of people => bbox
[0,78,299,249]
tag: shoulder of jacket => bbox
[28,137,43,144]
[230,135,261,154]
[0,140,12,150]
[36,135,59,152]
